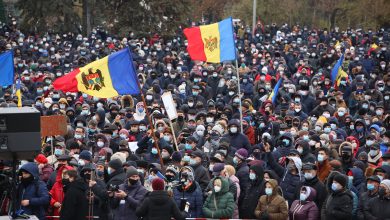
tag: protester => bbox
[202,177,235,219]
[289,186,319,220]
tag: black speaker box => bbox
[0,107,41,160]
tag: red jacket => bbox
[49,165,73,218]
[245,126,256,145]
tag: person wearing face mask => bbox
[289,186,319,220]
[288,102,309,121]
[301,163,327,210]
[239,163,266,219]
[16,162,50,220]
[106,159,126,189]
[356,175,381,220]
[367,144,383,168]
[338,143,356,173]
[365,179,390,220]
[295,140,316,163]
[59,169,89,220]
[346,168,366,197]
[136,177,186,220]
[321,172,353,220]
[172,167,203,218]
[202,177,235,219]
[276,132,294,157]
[49,165,74,218]
[46,155,71,191]
[316,148,332,183]
[160,146,173,164]
[188,151,210,192]
[47,142,68,169]
[222,119,251,153]
[255,179,289,220]
[109,167,148,220]
[351,119,369,149]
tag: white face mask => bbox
[230,127,238,133]
[214,185,221,192]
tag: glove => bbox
[260,211,269,220]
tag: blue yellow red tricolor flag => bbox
[53,48,140,98]
[268,78,283,104]
[183,17,236,63]
[331,54,348,88]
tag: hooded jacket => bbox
[136,190,185,220]
[239,164,266,219]
[289,186,319,220]
[50,165,73,217]
[255,179,289,220]
[60,178,89,220]
[173,181,203,218]
[110,180,148,220]
[17,162,50,220]
[202,177,235,219]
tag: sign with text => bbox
[161,91,178,120]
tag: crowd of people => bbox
[0,16,389,220]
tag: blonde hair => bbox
[225,165,236,176]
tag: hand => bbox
[21,200,29,206]
[89,180,96,188]
[264,142,271,153]
[114,190,127,199]
[38,163,44,169]
[54,202,61,208]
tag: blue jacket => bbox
[17,162,50,220]
[222,133,251,154]
[173,181,203,218]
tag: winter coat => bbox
[289,187,319,220]
[50,165,73,217]
[39,164,54,183]
[202,177,235,219]
[365,195,390,220]
[136,190,185,220]
[317,159,332,183]
[266,152,304,206]
[239,164,265,219]
[302,175,327,210]
[60,178,89,220]
[229,175,240,218]
[356,190,378,220]
[299,140,316,163]
[235,161,250,198]
[222,132,251,153]
[190,163,210,192]
[321,188,353,220]
[254,179,289,220]
[17,162,50,220]
[110,180,148,220]
[349,167,366,195]
[106,169,126,188]
[173,181,203,218]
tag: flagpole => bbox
[135,81,164,166]
[235,60,244,133]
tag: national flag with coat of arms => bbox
[53,48,140,98]
[184,17,236,63]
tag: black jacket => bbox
[239,164,265,219]
[365,196,390,220]
[357,190,379,220]
[60,178,89,220]
[302,175,327,210]
[106,170,126,187]
[136,191,185,220]
[190,163,210,192]
[321,189,354,220]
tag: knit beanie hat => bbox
[79,150,92,161]
[333,173,347,188]
[171,151,182,162]
[126,167,139,178]
[381,179,390,191]
[108,159,123,171]
[35,154,48,164]
[152,178,165,191]
[235,148,248,160]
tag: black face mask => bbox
[84,173,92,181]
[177,116,184,122]
[128,178,138,185]
[166,175,175,182]
[62,178,70,186]
[378,187,388,199]
[111,112,118,118]
[21,175,34,185]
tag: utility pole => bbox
[252,0,257,37]
[83,0,91,35]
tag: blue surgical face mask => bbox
[54,149,63,156]
[233,157,239,164]
[331,182,339,191]
[189,158,197,166]
[300,193,307,201]
[151,148,158,155]
[185,143,192,150]
[367,183,375,191]
[249,173,256,180]
[324,127,331,133]
[107,167,112,175]
[183,155,190,162]
[265,188,273,195]
[317,154,324,162]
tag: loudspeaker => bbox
[0,107,41,160]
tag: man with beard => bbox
[16,162,50,220]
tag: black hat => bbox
[108,159,123,171]
[367,175,381,183]
[186,136,197,143]
[135,160,148,169]
[302,162,317,170]
[333,173,347,188]
[189,150,203,159]
[212,163,225,176]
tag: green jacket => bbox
[202,177,235,219]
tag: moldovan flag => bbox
[184,17,236,63]
[53,48,140,98]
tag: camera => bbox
[108,184,119,192]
